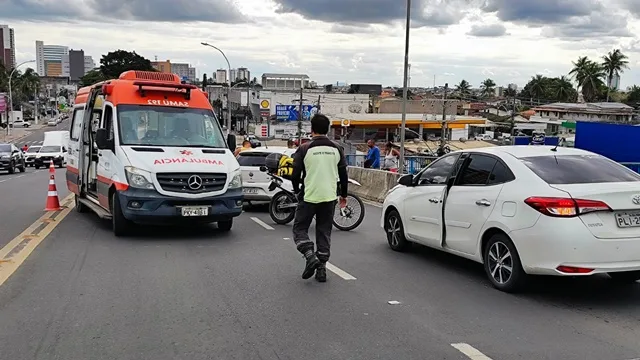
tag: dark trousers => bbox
[292,200,336,263]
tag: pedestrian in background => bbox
[381,142,400,172]
[364,139,380,169]
[290,114,348,283]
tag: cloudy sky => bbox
[3,0,640,89]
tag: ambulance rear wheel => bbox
[111,192,131,237]
[75,195,88,213]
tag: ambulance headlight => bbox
[125,166,155,190]
[228,170,242,189]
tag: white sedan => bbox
[382,145,640,292]
[237,147,295,202]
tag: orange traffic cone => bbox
[45,160,61,211]
[49,159,55,173]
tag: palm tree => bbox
[455,79,471,97]
[529,75,546,103]
[504,87,516,97]
[15,68,40,105]
[480,78,496,98]
[580,61,606,102]
[552,76,575,102]
[602,49,629,101]
[569,56,590,90]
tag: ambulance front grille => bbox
[156,172,227,194]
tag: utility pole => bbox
[510,95,516,141]
[398,0,411,175]
[439,83,449,155]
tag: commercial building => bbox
[532,102,633,123]
[261,73,310,90]
[151,60,171,73]
[611,74,621,90]
[0,25,16,68]
[36,40,69,76]
[61,49,86,81]
[170,62,196,82]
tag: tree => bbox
[626,85,640,106]
[455,80,471,97]
[551,76,575,102]
[602,49,629,101]
[79,68,106,86]
[202,73,208,90]
[580,61,607,102]
[480,78,496,98]
[99,50,156,79]
[395,88,413,98]
[504,87,517,97]
[569,56,590,90]
[519,75,577,103]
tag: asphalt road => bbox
[0,128,639,360]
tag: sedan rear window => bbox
[521,155,640,184]
[0,144,10,152]
[237,153,269,167]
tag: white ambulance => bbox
[66,71,242,236]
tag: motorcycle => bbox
[258,166,366,231]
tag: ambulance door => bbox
[96,102,117,210]
[66,105,84,195]
[80,89,103,197]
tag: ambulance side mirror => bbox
[95,129,113,151]
[227,133,236,151]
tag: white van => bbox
[34,130,69,169]
[66,71,242,236]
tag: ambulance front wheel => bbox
[111,192,132,237]
[217,219,233,232]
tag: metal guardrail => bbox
[346,154,437,174]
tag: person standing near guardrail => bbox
[364,139,380,169]
[290,114,348,283]
[381,142,400,172]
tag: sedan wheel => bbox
[385,210,410,252]
[483,233,526,293]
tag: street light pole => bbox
[201,42,232,135]
[398,0,411,175]
[7,59,36,136]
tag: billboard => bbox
[275,105,318,121]
[0,93,6,112]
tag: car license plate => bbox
[615,212,640,228]
[181,206,209,217]
[243,188,258,194]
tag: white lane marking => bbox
[250,217,274,230]
[451,343,493,360]
[326,262,356,280]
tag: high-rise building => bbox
[229,69,237,83]
[36,40,69,76]
[215,69,227,84]
[237,67,250,82]
[611,74,621,90]
[0,25,16,68]
[84,56,96,73]
[170,62,197,82]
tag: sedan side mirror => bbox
[398,174,413,186]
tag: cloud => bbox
[330,24,377,34]
[467,23,508,37]
[481,0,600,24]
[619,0,640,16]
[273,0,467,28]
[1,0,245,23]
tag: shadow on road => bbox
[399,243,640,311]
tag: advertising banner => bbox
[275,105,318,121]
[0,93,6,113]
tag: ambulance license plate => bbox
[181,206,209,217]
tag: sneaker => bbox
[315,265,327,283]
[302,255,320,279]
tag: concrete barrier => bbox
[347,166,401,203]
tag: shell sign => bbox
[260,100,270,109]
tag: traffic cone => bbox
[49,159,55,173]
[45,160,61,211]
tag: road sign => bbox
[275,105,318,121]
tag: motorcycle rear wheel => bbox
[269,191,297,225]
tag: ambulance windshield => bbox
[117,105,226,148]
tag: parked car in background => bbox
[0,143,26,174]
[9,119,30,128]
[382,146,640,293]
[47,119,57,126]
[237,147,295,202]
[246,135,261,148]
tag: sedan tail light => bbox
[524,197,611,217]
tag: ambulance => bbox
[66,71,241,236]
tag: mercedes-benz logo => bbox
[632,194,640,205]
[249,172,254,177]
[187,175,203,190]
